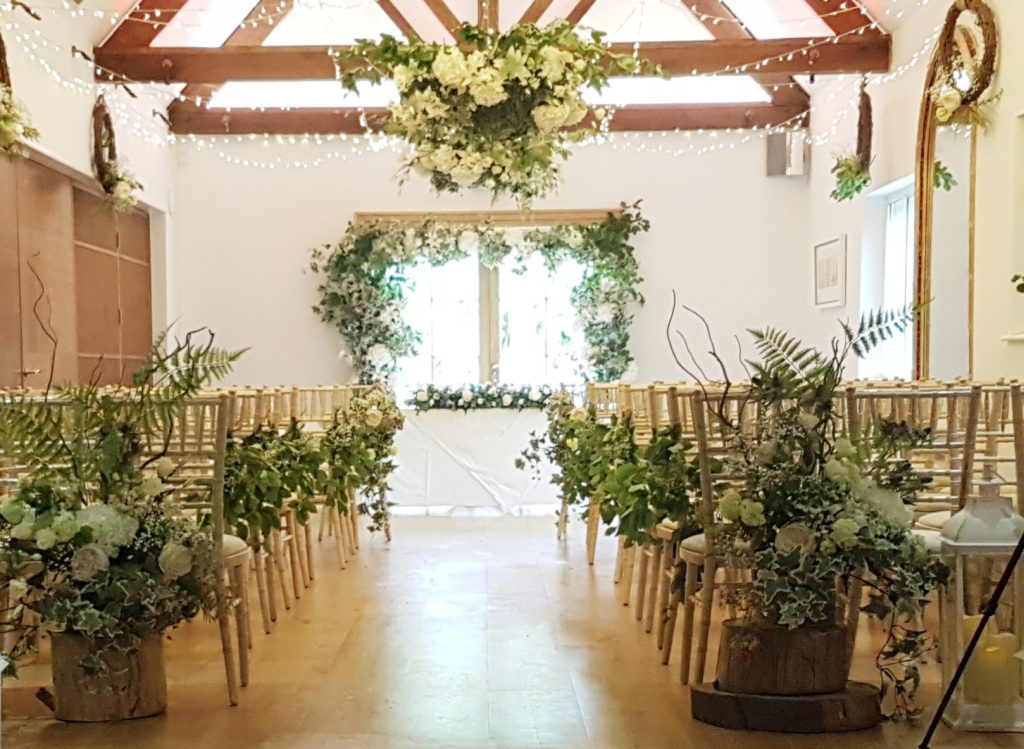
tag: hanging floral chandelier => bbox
[334,22,654,205]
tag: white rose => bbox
[569,409,587,422]
[365,410,384,427]
[393,64,416,93]
[468,67,508,107]
[461,389,473,403]
[112,179,135,205]
[7,578,28,602]
[416,390,429,403]
[458,230,480,253]
[935,87,962,114]
[71,544,110,581]
[51,511,80,543]
[528,388,542,401]
[154,456,175,478]
[798,411,819,432]
[431,47,470,89]
[11,522,34,541]
[775,523,816,554]
[449,162,485,187]
[366,448,377,461]
[532,103,567,133]
[0,499,25,525]
[158,542,193,579]
[834,437,857,460]
[34,528,57,550]
[501,394,513,407]
[824,458,849,483]
[141,476,166,498]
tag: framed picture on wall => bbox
[813,235,847,308]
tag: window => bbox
[394,237,586,398]
[862,187,915,380]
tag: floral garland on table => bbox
[0,30,39,155]
[92,96,141,212]
[408,383,556,412]
[321,388,404,541]
[334,22,652,204]
[310,202,647,385]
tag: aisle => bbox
[0,517,989,749]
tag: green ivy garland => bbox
[310,202,648,385]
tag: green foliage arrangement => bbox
[321,389,404,540]
[829,153,871,202]
[674,306,947,718]
[933,160,957,192]
[408,383,555,411]
[0,330,244,673]
[0,85,39,156]
[311,202,647,384]
[335,21,651,203]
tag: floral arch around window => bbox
[310,202,648,388]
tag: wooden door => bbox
[0,156,22,388]
[72,188,152,385]
[15,160,76,389]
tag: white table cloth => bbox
[389,409,559,514]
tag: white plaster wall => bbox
[170,135,810,386]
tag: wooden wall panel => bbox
[15,160,76,388]
[119,258,152,360]
[74,248,120,357]
[73,189,118,250]
[0,157,22,388]
[117,211,151,263]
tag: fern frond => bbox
[844,306,917,358]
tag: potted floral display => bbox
[0,330,242,721]
[673,308,948,718]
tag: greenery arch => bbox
[310,201,649,385]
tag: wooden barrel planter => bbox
[691,620,882,733]
[51,634,167,722]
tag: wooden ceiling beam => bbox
[518,0,554,25]
[565,0,598,25]
[169,102,808,135]
[95,36,891,83]
[802,0,881,36]
[686,0,807,110]
[423,0,463,38]
[377,0,417,38]
[98,0,190,49]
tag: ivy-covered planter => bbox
[52,633,167,722]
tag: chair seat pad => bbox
[679,533,706,554]
[915,510,951,532]
[911,528,942,554]
[222,533,250,560]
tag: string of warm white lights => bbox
[0,0,943,168]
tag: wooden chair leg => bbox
[586,500,600,566]
[253,548,274,631]
[329,507,347,570]
[318,504,329,542]
[644,544,663,633]
[348,489,360,551]
[845,576,863,670]
[295,518,311,589]
[679,560,700,684]
[613,536,626,584]
[693,557,717,684]
[635,547,650,619]
[270,531,292,611]
[655,545,675,648]
[341,506,357,558]
[556,497,568,540]
[661,588,680,666]
[284,514,303,599]
[230,563,250,687]
[216,567,240,706]
[304,522,315,582]
[620,545,636,606]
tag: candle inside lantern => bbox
[962,615,1022,706]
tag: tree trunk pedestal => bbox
[691,682,882,733]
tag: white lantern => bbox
[938,482,1024,731]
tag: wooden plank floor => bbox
[2,516,1013,748]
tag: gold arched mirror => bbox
[914,0,998,379]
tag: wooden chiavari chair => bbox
[143,394,246,705]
